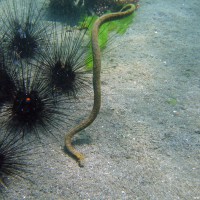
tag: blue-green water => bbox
[0,0,199,199]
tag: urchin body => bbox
[51,60,76,93]
[12,90,44,125]
[8,21,39,59]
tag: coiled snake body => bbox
[65,4,136,167]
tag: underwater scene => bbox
[0,0,199,199]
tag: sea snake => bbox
[65,4,136,167]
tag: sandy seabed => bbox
[2,0,200,199]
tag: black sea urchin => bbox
[0,62,71,140]
[38,23,92,99]
[0,134,31,192]
[0,0,50,61]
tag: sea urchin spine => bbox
[0,134,31,191]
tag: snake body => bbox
[65,4,136,167]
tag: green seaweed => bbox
[82,11,136,69]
